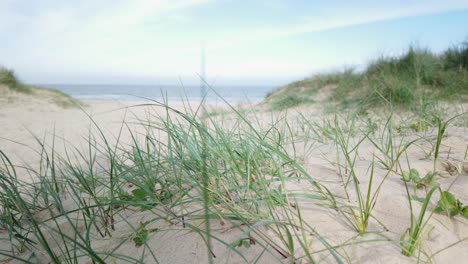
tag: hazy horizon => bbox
[1,1,467,86]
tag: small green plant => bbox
[367,114,410,172]
[433,113,466,172]
[434,190,468,218]
[234,237,255,249]
[401,169,438,192]
[396,117,430,134]
[400,186,437,257]
[132,225,158,248]
[333,114,416,233]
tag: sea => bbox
[45,84,276,103]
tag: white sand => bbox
[0,98,467,263]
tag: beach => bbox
[1,98,467,263]
[2,1,467,262]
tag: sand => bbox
[1,98,467,263]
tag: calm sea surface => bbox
[45,84,275,103]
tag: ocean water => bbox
[45,84,275,103]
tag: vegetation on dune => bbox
[0,67,80,108]
[34,86,82,108]
[0,68,33,94]
[269,93,314,110]
[266,41,468,111]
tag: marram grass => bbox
[0,97,467,263]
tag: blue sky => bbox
[0,0,467,86]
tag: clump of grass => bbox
[442,41,468,71]
[432,113,466,171]
[269,93,314,111]
[330,69,363,99]
[331,113,417,233]
[0,99,346,263]
[0,68,32,93]
[265,71,344,100]
[400,185,437,257]
[354,46,443,108]
[366,46,439,86]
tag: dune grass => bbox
[0,99,346,263]
[266,41,468,112]
[268,93,314,111]
[35,86,82,108]
[400,185,437,257]
[0,68,33,94]
[0,67,80,108]
[0,96,466,263]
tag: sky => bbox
[0,0,467,86]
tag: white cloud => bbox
[0,0,467,83]
[0,0,212,76]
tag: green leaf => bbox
[235,239,250,249]
[235,240,243,248]
[422,172,438,188]
[132,228,158,248]
[401,172,411,182]
[285,227,294,255]
[118,190,134,201]
[402,169,420,182]
[133,228,149,247]
[435,191,459,217]
[131,188,148,201]
[461,206,468,219]
[242,240,251,249]
[416,172,438,189]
